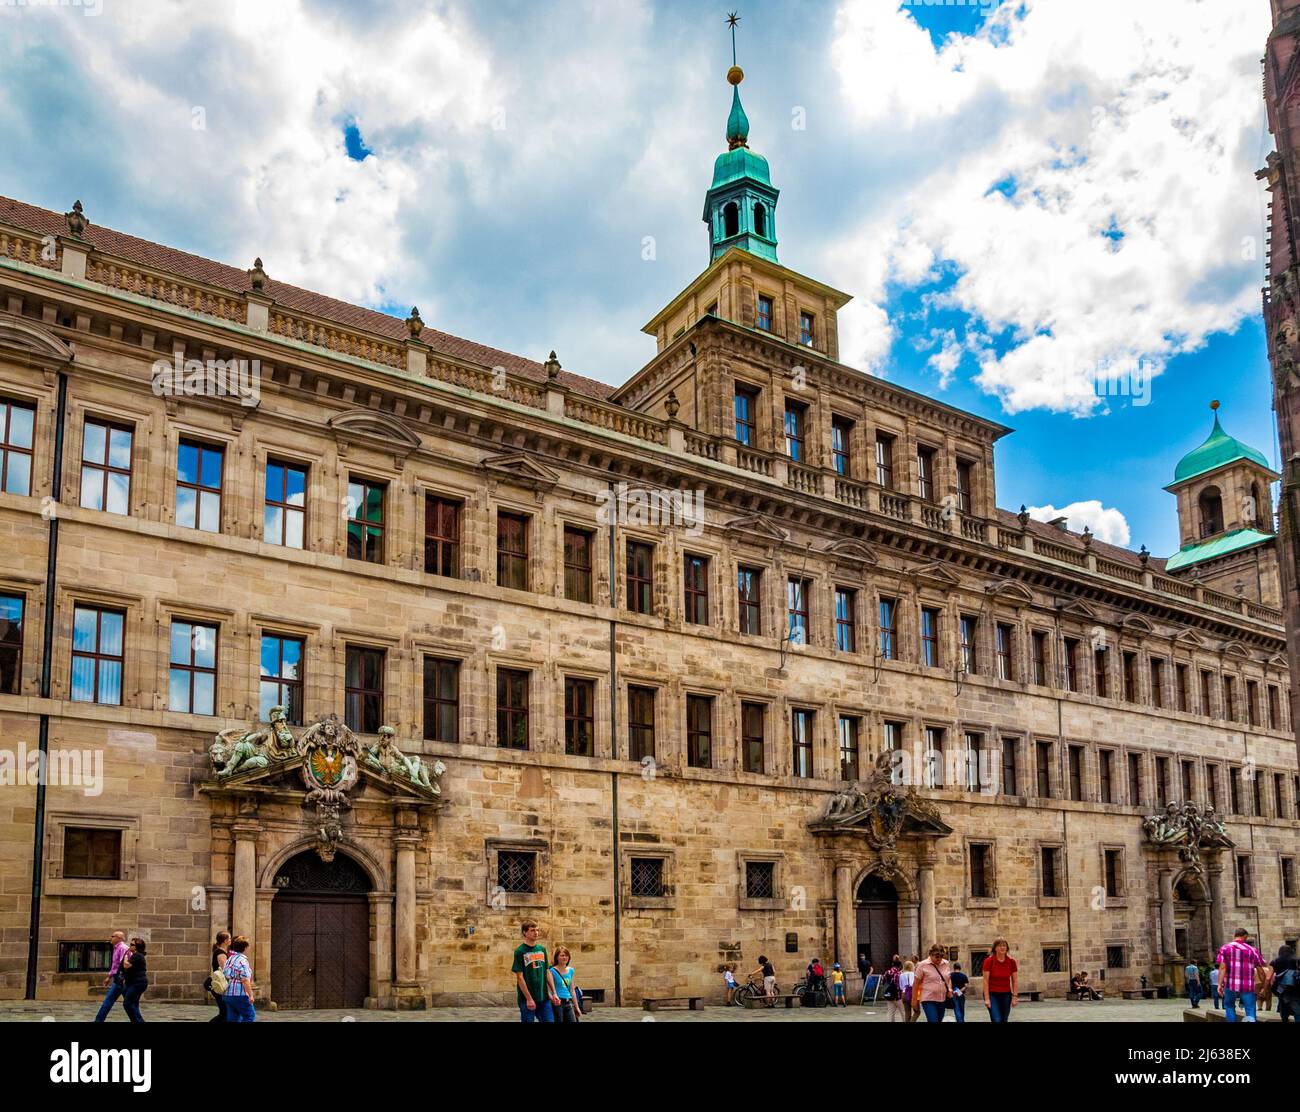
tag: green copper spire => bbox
[704,13,779,264]
[1172,401,1271,485]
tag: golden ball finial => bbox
[1210,399,1220,411]
[727,65,744,86]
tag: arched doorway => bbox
[855,874,899,971]
[271,851,371,1009]
[1172,874,1211,962]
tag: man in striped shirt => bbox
[1217,927,1267,1023]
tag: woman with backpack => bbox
[1272,943,1299,1022]
[913,944,953,1023]
[222,935,257,1023]
[206,931,230,1022]
[898,960,917,1022]
[882,957,906,1022]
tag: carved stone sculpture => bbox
[816,751,945,850]
[363,725,444,794]
[1142,799,1233,873]
[210,705,296,778]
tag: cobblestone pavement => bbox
[0,998,1197,1022]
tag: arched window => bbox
[753,202,766,238]
[1198,486,1224,538]
[723,202,739,239]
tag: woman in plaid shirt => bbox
[1216,927,1267,1023]
[222,935,257,1023]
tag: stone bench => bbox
[740,993,802,1009]
[642,996,702,1012]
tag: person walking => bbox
[207,931,231,1022]
[1209,964,1221,1009]
[1217,927,1267,1023]
[913,944,953,1023]
[949,962,969,1023]
[513,919,555,1023]
[899,960,917,1023]
[548,947,579,1023]
[120,938,149,1023]
[1272,944,1299,1023]
[92,930,128,1022]
[882,958,906,1022]
[1184,960,1202,1009]
[982,938,1018,1022]
[222,935,257,1023]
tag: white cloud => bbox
[1027,500,1131,546]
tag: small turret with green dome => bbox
[1171,400,1271,485]
[703,14,779,264]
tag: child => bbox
[830,962,846,1006]
[723,966,737,1005]
[949,961,969,1023]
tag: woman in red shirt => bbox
[981,937,1018,1022]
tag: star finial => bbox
[726,11,741,66]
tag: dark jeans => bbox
[987,991,1013,1022]
[224,996,256,1022]
[921,1000,947,1023]
[121,982,147,1023]
[952,994,966,1023]
[210,994,228,1022]
[1187,981,1202,1007]
[519,998,554,1023]
[1279,996,1295,1023]
[554,999,578,1023]
[93,980,124,1022]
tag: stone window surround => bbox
[733,690,774,776]
[678,539,724,628]
[558,665,610,760]
[161,417,237,534]
[0,571,42,698]
[620,673,665,766]
[1062,738,1091,804]
[157,599,233,720]
[1098,843,1129,908]
[333,628,400,737]
[963,836,998,909]
[1233,852,1257,907]
[831,580,862,656]
[1031,735,1058,801]
[621,844,674,911]
[57,585,141,707]
[45,811,140,898]
[1104,940,1132,970]
[1035,840,1067,909]
[1040,941,1068,975]
[492,496,538,593]
[732,553,773,639]
[1278,854,1299,907]
[954,718,994,794]
[737,850,785,911]
[1096,745,1121,806]
[68,398,150,516]
[995,730,1024,798]
[253,441,318,548]
[485,837,549,911]
[681,681,725,772]
[620,527,664,619]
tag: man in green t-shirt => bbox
[512,920,556,1022]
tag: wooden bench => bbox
[1017,990,1042,1002]
[740,993,802,1009]
[642,996,702,1012]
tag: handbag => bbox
[209,967,229,996]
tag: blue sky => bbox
[0,0,1275,556]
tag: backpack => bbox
[208,967,228,996]
[1277,967,1300,997]
[882,968,899,1000]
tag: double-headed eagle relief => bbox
[1141,800,1233,873]
[815,751,947,850]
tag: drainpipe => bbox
[607,481,623,1007]
[26,370,67,998]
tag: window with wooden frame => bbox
[1099,749,1115,804]
[916,444,937,502]
[564,676,595,757]
[879,596,898,660]
[1247,680,1260,727]
[791,708,815,779]
[920,607,941,668]
[783,402,806,462]
[838,715,859,782]
[497,512,530,590]
[1094,647,1109,697]
[264,460,307,548]
[955,458,974,514]
[1121,650,1138,702]
[626,540,654,614]
[1035,740,1053,798]
[1155,756,1171,808]
[496,668,530,750]
[563,525,594,603]
[684,554,710,625]
[1128,752,1143,806]
[422,656,459,743]
[1149,657,1165,709]
[835,588,856,652]
[995,623,1014,681]
[1063,638,1079,692]
[742,701,765,774]
[831,416,852,476]
[167,620,217,716]
[424,495,462,577]
[799,310,816,348]
[1040,845,1061,898]
[70,605,124,705]
[925,725,945,788]
[738,566,762,635]
[0,592,23,696]
[734,385,759,446]
[63,827,122,881]
[757,294,774,332]
[1200,669,1215,716]
[344,645,385,734]
[0,397,35,496]
[959,614,978,674]
[787,578,811,647]
[1175,663,1190,713]
[346,478,385,563]
[79,418,133,516]
[875,433,895,489]
[884,720,905,785]
[176,439,223,533]
[969,842,993,899]
[1031,630,1049,686]
[628,685,655,762]
[1001,737,1019,797]
[1067,744,1084,801]
[687,694,712,769]
[1268,684,1281,730]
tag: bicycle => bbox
[733,975,777,1007]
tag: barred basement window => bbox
[1106,946,1127,970]
[497,851,537,894]
[745,861,776,900]
[1042,948,1063,973]
[58,940,115,973]
[630,857,665,898]
[971,950,990,976]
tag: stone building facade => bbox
[1,71,1298,1009]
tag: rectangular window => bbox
[1254,773,1264,817]
[916,445,937,502]
[1042,948,1063,974]
[0,398,34,495]
[787,578,811,647]
[58,941,115,974]
[734,385,758,446]
[1127,752,1143,806]
[964,732,984,792]
[746,861,776,899]
[630,857,665,899]
[970,843,992,899]
[831,417,852,476]
[628,686,656,763]
[63,827,122,880]
[1122,651,1138,703]
[1236,856,1253,899]
[564,677,595,757]
[741,701,765,774]
[1200,669,1214,716]
[1247,680,1260,727]
[1031,631,1048,686]
[1068,745,1084,801]
[1275,772,1286,818]
[1230,767,1242,814]
[838,716,859,782]
[757,294,773,332]
[920,607,941,668]
[1104,849,1123,898]
[792,708,815,779]
[738,567,762,635]
[1041,846,1061,898]
[346,478,385,563]
[783,402,805,462]
[259,633,304,725]
[799,310,815,347]
[1182,760,1195,803]
[687,694,713,769]
[996,623,1014,681]
[1099,749,1114,804]
[684,554,710,625]
[1106,946,1127,970]
[626,540,655,614]
[1001,738,1019,797]
[1176,664,1190,713]
[563,526,594,604]
[1094,648,1109,697]
[1035,741,1053,798]
[176,439,223,532]
[497,850,537,894]
[1063,638,1079,692]
[496,668,530,750]
[956,459,974,514]
[70,605,124,705]
[344,646,384,734]
[959,614,978,674]
[925,726,945,788]
[878,597,898,660]
[884,720,905,785]
[79,419,132,515]
[0,593,23,695]
[264,460,307,549]
[1156,756,1170,808]
[835,588,856,652]
[1223,675,1237,721]
[422,657,459,743]
[1150,658,1165,709]
[1282,857,1297,900]
[875,433,895,489]
[497,512,530,590]
[1268,685,1281,730]
[424,495,462,577]
[1206,764,1219,811]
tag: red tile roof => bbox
[0,195,614,400]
